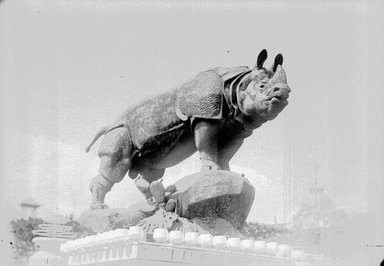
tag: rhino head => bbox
[237,49,291,123]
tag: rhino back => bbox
[212,66,250,81]
[123,90,186,153]
[175,70,225,121]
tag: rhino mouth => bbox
[266,93,289,106]
[268,83,291,105]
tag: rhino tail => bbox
[85,121,126,153]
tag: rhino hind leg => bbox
[89,155,131,209]
[89,174,113,209]
[90,127,132,209]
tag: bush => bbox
[9,218,44,259]
[64,215,94,238]
[9,215,94,260]
[242,222,292,241]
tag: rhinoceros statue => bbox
[86,49,291,209]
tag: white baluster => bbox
[184,232,199,246]
[101,248,108,262]
[169,231,185,245]
[122,245,129,259]
[241,239,254,253]
[212,235,227,250]
[254,240,266,254]
[116,229,129,260]
[113,246,120,261]
[79,253,85,265]
[128,226,145,242]
[227,237,242,251]
[198,234,213,248]
[68,255,74,266]
[291,249,305,260]
[266,242,278,256]
[72,254,78,265]
[153,228,169,243]
[277,244,292,258]
[85,252,92,264]
[94,233,104,262]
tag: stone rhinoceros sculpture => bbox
[86,49,291,209]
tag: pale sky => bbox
[0,0,383,235]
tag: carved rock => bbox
[79,200,158,233]
[80,170,254,236]
[167,170,255,230]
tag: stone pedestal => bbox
[79,170,255,237]
[168,170,255,230]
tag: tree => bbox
[64,214,94,238]
[242,222,292,241]
[9,217,44,259]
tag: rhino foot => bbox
[165,184,176,193]
[150,180,165,203]
[165,199,176,212]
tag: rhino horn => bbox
[269,65,287,85]
[270,54,283,73]
[254,49,268,70]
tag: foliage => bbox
[9,217,44,259]
[9,215,95,260]
[105,212,121,230]
[104,212,134,230]
[242,222,292,241]
[64,215,94,238]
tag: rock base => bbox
[168,170,255,230]
[79,170,255,236]
[79,200,158,233]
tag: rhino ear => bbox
[271,54,283,73]
[254,49,268,70]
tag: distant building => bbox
[293,174,336,229]
[19,198,41,219]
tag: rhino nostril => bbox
[273,87,280,92]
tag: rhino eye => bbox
[258,84,267,93]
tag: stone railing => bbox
[60,227,308,266]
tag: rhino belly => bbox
[148,136,197,168]
[132,127,197,169]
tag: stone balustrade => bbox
[60,227,307,266]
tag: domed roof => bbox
[19,198,41,208]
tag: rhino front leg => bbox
[218,130,252,170]
[194,119,221,171]
[218,137,244,171]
